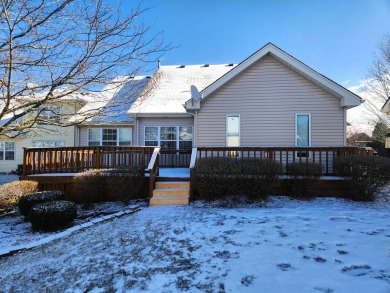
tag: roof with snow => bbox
[71,76,150,124]
[127,64,237,115]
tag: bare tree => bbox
[0,0,167,137]
[363,35,390,128]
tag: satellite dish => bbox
[191,85,202,101]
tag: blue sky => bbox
[129,0,390,88]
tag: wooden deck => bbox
[20,146,372,201]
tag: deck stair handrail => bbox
[147,147,160,197]
[22,146,157,176]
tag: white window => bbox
[38,105,61,125]
[226,115,240,147]
[87,128,132,146]
[0,142,15,160]
[296,114,311,158]
[296,114,311,147]
[144,126,192,150]
[32,141,65,147]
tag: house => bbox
[19,43,366,205]
[0,91,90,173]
[74,43,362,150]
[10,43,363,173]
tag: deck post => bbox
[96,147,101,169]
[141,148,145,168]
[189,147,198,200]
[22,148,27,176]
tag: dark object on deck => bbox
[16,164,23,175]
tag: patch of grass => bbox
[279,231,288,238]
[277,263,292,271]
[241,275,254,286]
[175,276,191,291]
[314,256,326,263]
[341,264,371,272]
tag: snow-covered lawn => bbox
[0,174,18,186]
[0,196,389,292]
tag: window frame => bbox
[226,114,240,147]
[295,113,311,158]
[144,126,193,150]
[87,128,132,146]
[32,140,65,148]
[0,141,15,161]
[37,105,61,125]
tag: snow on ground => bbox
[0,201,147,252]
[0,196,389,292]
[0,174,18,186]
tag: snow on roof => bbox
[127,64,237,115]
[71,76,150,123]
[15,88,92,103]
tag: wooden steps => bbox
[150,181,190,206]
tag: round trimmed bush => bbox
[29,200,77,231]
[18,191,65,216]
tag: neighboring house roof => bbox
[186,43,362,109]
[15,88,92,104]
[381,97,390,113]
[71,76,150,124]
[348,132,372,142]
[127,64,237,116]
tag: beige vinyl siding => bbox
[138,117,193,146]
[78,125,134,146]
[196,55,346,147]
[0,127,77,172]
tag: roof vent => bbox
[228,63,234,66]
[203,64,209,67]
[179,65,185,68]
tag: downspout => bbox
[136,114,140,146]
[343,108,347,146]
[194,110,198,147]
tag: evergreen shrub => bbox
[18,190,65,216]
[29,200,77,231]
[194,157,282,201]
[334,155,390,201]
[285,162,322,199]
[73,166,145,208]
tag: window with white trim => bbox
[87,128,132,146]
[144,126,192,150]
[226,115,240,147]
[32,140,65,147]
[38,105,61,125]
[296,114,311,158]
[0,142,15,160]
[296,114,311,147]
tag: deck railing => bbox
[147,148,160,197]
[22,146,157,176]
[191,146,373,176]
[159,149,192,167]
